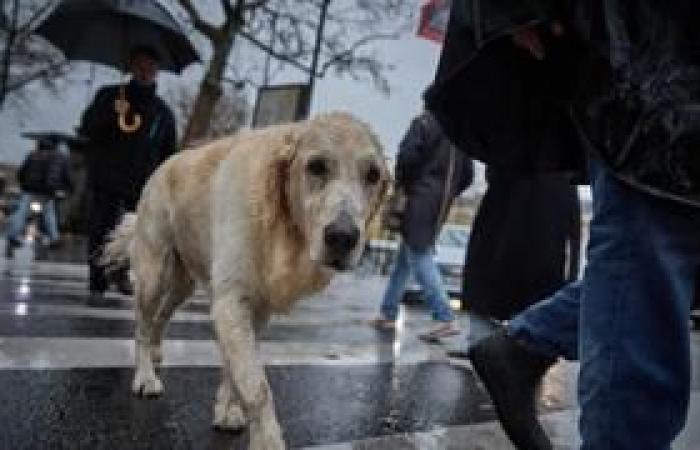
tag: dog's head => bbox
[277,113,389,271]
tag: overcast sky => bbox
[0,1,438,162]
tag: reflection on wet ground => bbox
[0,242,697,449]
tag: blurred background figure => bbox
[77,45,178,299]
[372,110,473,340]
[449,167,581,356]
[4,137,72,258]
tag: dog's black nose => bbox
[324,217,360,254]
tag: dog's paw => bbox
[132,371,164,397]
[213,402,247,431]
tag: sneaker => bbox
[370,317,397,331]
[419,321,461,343]
[469,330,556,450]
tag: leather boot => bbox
[469,329,556,450]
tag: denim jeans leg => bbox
[466,312,501,349]
[380,242,411,321]
[41,198,60,242]
[577,161,700,450]
[507,280,581,360]
[408,245,455,322]
[6,193,32,242]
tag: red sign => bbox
[417,0,451,43]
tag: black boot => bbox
[468,330,556,450]
[113,276,134,296]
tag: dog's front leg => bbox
[212,290,285,450]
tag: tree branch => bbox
[178,0,218,38]
[16,1,57,38]
[222,0,236,23]
[318,32,398,76]
[238,29,313,74]
[5,60,67,93]
[243,0,271,10]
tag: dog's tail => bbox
[100,213,137,270]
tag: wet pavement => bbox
[0,240,698,449]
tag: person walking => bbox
[372,110,473,340]
[5,138,72,258]
[450,167,581,355]
[425,1,700,449]
[78,45,177,298]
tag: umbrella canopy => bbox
[35,0,199,73]
[417,0,452,43]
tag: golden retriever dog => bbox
[102,112,388,449]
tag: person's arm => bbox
[511,21,565,59]
[395,117,429,186]
[61,156,73,194]
[456,155,475,194]
[16,156,30,188]
[77,87,112,147]
[158,109,179,163]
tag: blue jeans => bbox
[380,241,455,322]
[508,160,700,450]
[6,193,60,243]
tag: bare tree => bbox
[174,0,412,143]
[166,83,250,141]
[0,0,65,109]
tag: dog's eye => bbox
[365,165,381,185]
[307,158,328,178]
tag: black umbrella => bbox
[35,0,199,73]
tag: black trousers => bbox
[88,188,138,291]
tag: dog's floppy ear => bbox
[259,127,303,232]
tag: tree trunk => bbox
[0,0,20,109]
[182,35,235,144]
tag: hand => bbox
[511,22,564,60]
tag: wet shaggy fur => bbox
[102,112,388,450]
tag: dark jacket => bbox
[18,149,73,196]
[425,0,700,208]
[463,168,581,320]
[78,80,178,200]
[396,112,474,252]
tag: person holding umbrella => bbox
[77,44,178,298]
[34,0,199,298]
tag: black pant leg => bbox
[87,189,123,291]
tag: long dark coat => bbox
[463,168,581,320]
[396,112,474,252]
[78,80,178,201]
[424,0,700,208]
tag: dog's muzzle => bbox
[323,211,360,269]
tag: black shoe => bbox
[87,289,106,306]
[5,238,21,258]
[114,277,134,296]
[468,330,556,450]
